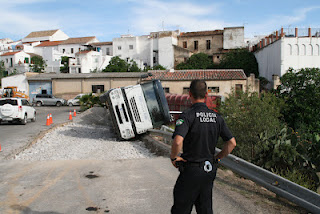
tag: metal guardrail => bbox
[147,128,320,214]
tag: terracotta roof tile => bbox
[75,50,92,55]
[179,30,223,37]
[35,41,63,47]
[90,42,112,46]
[24,30,59,38]
[145,69,247,81]
[60,37,97,45]
[0,51,21,56]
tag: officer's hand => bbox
[171,156,186,168]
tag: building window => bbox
[71,48,74,54]
[118,46,121,50]
[24,57,29,63]
[194,41,198,50]
[129,45,133,50]
[235,84,243,96]
[206,40,211,50]
[63,49,65,53]
[153,56,157,64]
[163,87,170,93]
[78,68,81,73]
[92,85,104,93]
[183,41,187,48]
[183,87,190,94]
[106,48,110,55]
[6,59,8,63]
[208,87,219,93]
[288,44,292,55]
[301,44,306,55]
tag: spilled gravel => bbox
[14,107,155,161]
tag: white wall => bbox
[158,36,176,69]
[254,40,282,85]
[58,44,83,57]
[22,30,69,43]
[282,37,320,76]
[223,27,245,49]
[1,73,28,94]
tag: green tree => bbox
[278,67,320,132]
[128,59,141,72]
[60,56,69,73]
[176,53,214,70]
[219,48,259,77]
[30,56,46,73]
[219,91,283,161]
[103,56,128,72]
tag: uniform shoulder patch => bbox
[176,119,184,126]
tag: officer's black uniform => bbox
[171,102,233,214]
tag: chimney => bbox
[308,27,312,37]
[295,28,298,37]
[276,31,279,40]
[280,27,284,37]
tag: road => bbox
[0,106,80,160]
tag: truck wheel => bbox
[21,114,27,125]
[68,102,73,107]
[56,101,62,107]
[36,102,42,107]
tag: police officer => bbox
[170,79,236,214]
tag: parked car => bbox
[32,94,66,107]
[0,98,36,125]
[67,94,85,106]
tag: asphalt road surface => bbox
[0,106,80,160]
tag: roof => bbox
[24,30,59,39]
[179,30,223,37]
[90,42,112,46]
[145,69,247,81]
[26,72,145,81]
[1,51,21,56]
[75,50,92,55]
[35,41,63,47]
[60,37,97,45]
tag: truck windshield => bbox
[0,99,18,106]
[141,80,170,128]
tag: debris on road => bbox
[14,123,154,161]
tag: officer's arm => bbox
[216,137,236,160]
[170,135,186,167]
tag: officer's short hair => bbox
[190,80,207,99]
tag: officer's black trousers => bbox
[171,165,217,214]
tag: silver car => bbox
[32,94,66,107]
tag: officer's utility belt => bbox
[177,161,214,173]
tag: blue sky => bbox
[0,0,319,42]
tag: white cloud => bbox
[129,0,234,34]
[246,6,320,37]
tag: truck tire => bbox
[21,114,27,125]
[56,101,62,107]
[36,102,42,107]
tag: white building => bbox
[90,42,113,56]
[58,36,99,58]
[0,51,34,74]
[34,41,64,73]
[112,30,180,69]
[254,28,320,88]
[69,50,112,74]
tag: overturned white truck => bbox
[100,80,171,140]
